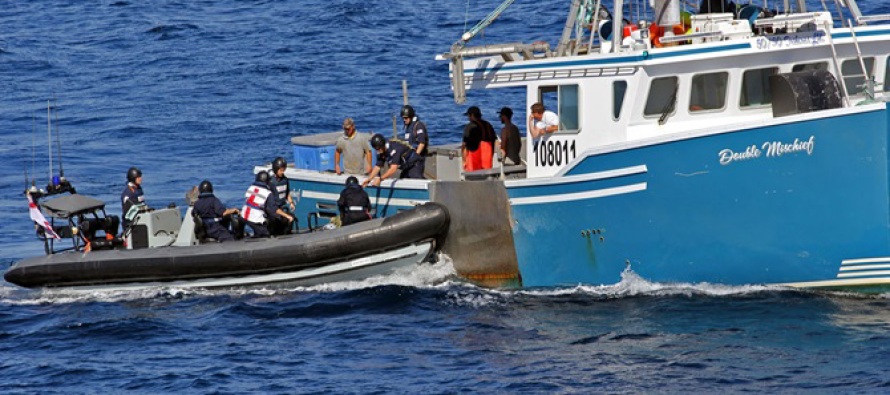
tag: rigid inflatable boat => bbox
[5,191,450,291]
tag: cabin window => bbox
[740,67,777,108]
[792,62,827,72]
[613,81,627,120]
[842,57,875,96]
[644,76,679,117]
[538,84,580,131]
[690,72,728,112]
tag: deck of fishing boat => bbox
[290,131,531,182]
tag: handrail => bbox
[857,15,890,24]
[753,13,818,27]
[658,31,723,44]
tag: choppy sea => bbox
[2,1,890,393]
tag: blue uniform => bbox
[403,118,428,177]
[194,192,234,242]
[338,184,371,225]
[377,141,424,179]
[269,172,290,211]
[120,183,145,228]
[403,118,429,156]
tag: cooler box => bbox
[290,131,341,172]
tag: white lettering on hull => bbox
[718,136,815,165]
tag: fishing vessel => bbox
[280,0,890,289]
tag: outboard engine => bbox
[77,215,123,250]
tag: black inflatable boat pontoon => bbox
[5,201,450,290]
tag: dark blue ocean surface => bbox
[2,1,890,392]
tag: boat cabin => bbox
[437,0,890,179]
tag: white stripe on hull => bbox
[510,183,647,206]
[302,190,427,208]
[58,242,433,292]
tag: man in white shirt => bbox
[528,102,559,139]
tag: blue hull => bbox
[290,106,890,288]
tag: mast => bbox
[556,0,583,57]
[612,0,624,53]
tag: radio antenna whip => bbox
[47,99,53,183]
[53,96,64,177]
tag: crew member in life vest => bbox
[362,133,424,187]
[268,156,295,235]
[242,171,293,238]
[461,105,496,171]
[193,180,240,242]
[338,176,372,226]
[120,166,148,229]
[401,105,428,178]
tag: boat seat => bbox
[191,211,218,243]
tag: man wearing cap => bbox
[461,106,497,171]
[497,107,522,166]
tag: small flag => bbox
[27,194,60,239]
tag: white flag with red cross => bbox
[27,194,61,239]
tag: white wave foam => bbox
[0,253,460,305]
[5,262,880,306]
[439,267,799,308]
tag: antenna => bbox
[31,112,37,187]
[53,96,64,177]
[47,99,52,183]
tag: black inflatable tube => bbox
[5,202,450,288]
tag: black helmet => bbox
[370,133,386,150]
[400,105,415,119]
[127,167,142,183]
[345,176,359,186]
[271,157,287,172]
[199,180,213,194]
[255,171,270,184]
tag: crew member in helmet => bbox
[268,156,295,235]
[242,171,294,238]
[362,133,424,187]
[338,176,372,226]
[400,105,428,176]
[121,166,148,229]
[193,180,240,242]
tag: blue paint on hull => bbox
[290,108,890,287]
[511,109,890,286]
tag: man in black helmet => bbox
[243,171,293,238]
[121,166,148,229]
[268,156,295,235]
[400,105,428,176]
[338,176,371,226]
[193,180,240,242]
[362,133,425,187]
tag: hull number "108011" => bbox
[534,139,577,167]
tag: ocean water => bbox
[2,0,890,393]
